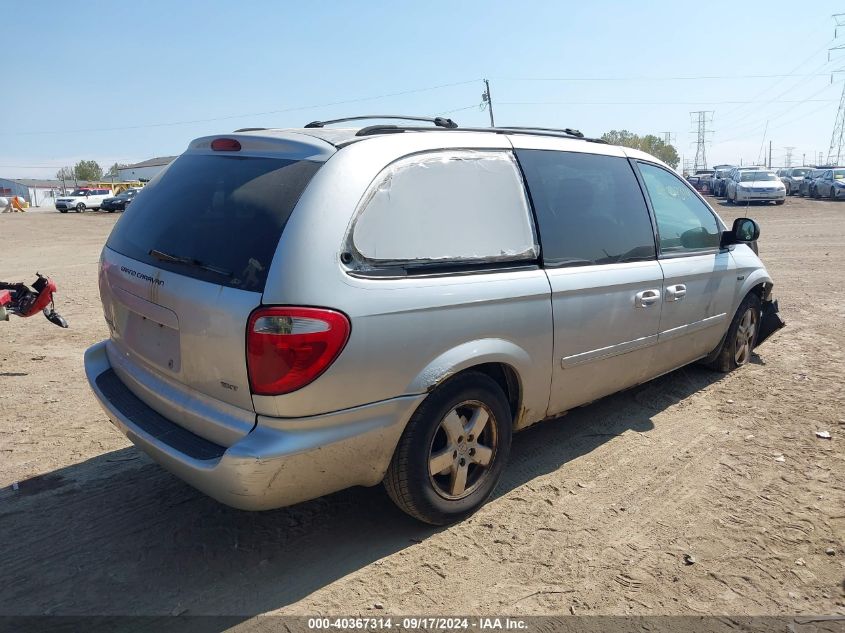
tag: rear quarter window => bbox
[348,150,538,269]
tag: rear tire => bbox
[706,293,762,373]
[384,371,512,525]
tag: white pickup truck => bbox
[55,188,113,213]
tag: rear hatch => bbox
[98,134,329,443]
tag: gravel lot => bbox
[0,196,843,622]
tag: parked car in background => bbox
[687,174,711,194]
[798,169,826,197]
[726,170,786,205]
[84,119,783,524]
[100,188,142,212]
[780,167,812,195]
[712,166,735,197]
[811,168,845,199]
[55,188,113,213]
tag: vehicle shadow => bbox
[0,363,727,624]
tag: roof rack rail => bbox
[353,124,604,143]
[497,126,584,138]
[305,115,458,129]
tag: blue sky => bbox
[3,0,844,177]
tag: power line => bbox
[716,81,837,143]
[2,79,481,136]
[716,31,835,121]
[497,99,837,106]
[495,72,837,82]
[716,57,836,132]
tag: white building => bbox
[118,156,176,181]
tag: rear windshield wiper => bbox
[148,249,232,278]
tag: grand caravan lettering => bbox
[120,266,164,286]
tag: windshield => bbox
[69,189,88,196]
[792,168,810,176]
[106,154,322,291]
[740,172,778,182]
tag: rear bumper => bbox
[84,340,424,510]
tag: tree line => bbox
[599,130,680,168]
[55,161,128,183]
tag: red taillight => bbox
[211,138,241,151]
[246,307,350,395]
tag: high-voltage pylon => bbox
[690,111,713,172]
[827,85,845,164]
[826,14,845,165]
[785,146,795,167]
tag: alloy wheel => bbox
[428,400,498,500]
[734,307,758,366]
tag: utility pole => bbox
[769,140,772,168]
[802,152,806,166]
[785,146,795,167]
[482,79,495,128]
[690,111,713,172]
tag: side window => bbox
[637,162,721,254]
[516,149,656,267]
[350,150,538,267]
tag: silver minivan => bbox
[85,117,784,524]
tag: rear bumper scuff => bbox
[85,340,424,510]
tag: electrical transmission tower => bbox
[784,146,795,167]
[660,132,674,145]
[690,111,713,172]
[827,14,845,164]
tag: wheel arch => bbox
[738,271,773,306]
[405,339,538,429]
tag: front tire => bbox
[76,202,85,212]
[384,371,512,525]
[706,293,762,373]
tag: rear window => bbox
[106,154,321,291]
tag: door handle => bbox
[666,284,687,301]
[635,289,661,308]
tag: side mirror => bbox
[721,217,760,248]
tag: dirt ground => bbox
[0,196,843,622]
